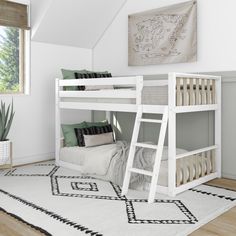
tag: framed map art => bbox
[128,0,197,66]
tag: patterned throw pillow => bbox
[74,127,95,147]
[74,124,114,147]
[74,72,112,91]
[93,124,113,134]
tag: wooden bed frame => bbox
[55,72,221,197]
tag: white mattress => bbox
[59,145,185,187]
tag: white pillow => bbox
[84,132,114,147]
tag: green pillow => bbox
[61,69,87,80]
[61,69,88,91]
[85,120,108,127]
[61,122,87,147]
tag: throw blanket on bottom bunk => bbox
[80,141,166,189]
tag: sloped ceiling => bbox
[31,0,127,49]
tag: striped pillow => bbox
[94,124,113,134]
[74,127,95,147]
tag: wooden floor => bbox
[0,178,236,236]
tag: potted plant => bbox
[0,100,14,165]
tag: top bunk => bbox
[55,72,221,114]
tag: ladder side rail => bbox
[121,106,143,196]
[148,107,169,203]
[122,75,143,196]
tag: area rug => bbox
[0,161,236,236]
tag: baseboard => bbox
[13,152,55,166]
[222,172,236,180]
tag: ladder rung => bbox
[129,168,153,176]
[135,143,158,149]
[140,118,162,123]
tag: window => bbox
[0,1,30,94]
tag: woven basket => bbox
[0,140,10,165]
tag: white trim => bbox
[13,153,54,166]
[215,77,222,177]
[168,72,177,196]
[176,145,217,159]
[57,160,82,172]
[59,90,136,98]
[59,77,138,86]
[222,172,236,180]
[174,173,218,195]
[174,104,218,113]
[174,73,221,80]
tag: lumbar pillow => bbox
[84,132,114,147]
[74,127,96,147]
[74,124,114,147]
[61,122,87,147]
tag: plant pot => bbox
[0,140,11,165]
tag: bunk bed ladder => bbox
[121,106,168,203]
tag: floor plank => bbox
[0,178,236,235]
[190,178,236,236]
[0,210,45,236]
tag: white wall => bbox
[93,0,236,179]
[1,42,92,165]
[93,0,236,75]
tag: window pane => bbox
[0,26,20,93]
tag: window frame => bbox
[0,0,30,96]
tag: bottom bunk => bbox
[58,142,217,192]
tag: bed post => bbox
[55,78,61,166]
[215,76,221,178]
[106,111,111,123]
[168,73,177,197]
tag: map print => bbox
[128,1,197,66]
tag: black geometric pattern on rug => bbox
[51,175,198,224]
[0,206,52,236]
[51,175,123,201]
[5,166,59,177]
[204,183,236,193]
[71,182,99,192]
[34,163,55,166]
[190,188,236,202]
[0,188,102,236]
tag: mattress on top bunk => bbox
[62,86,169,105]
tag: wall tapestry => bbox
[128,0,197,66]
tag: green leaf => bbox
[0,100,14,141]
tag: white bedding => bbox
[60,144,187,187]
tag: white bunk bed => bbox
[55,72,221,200]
